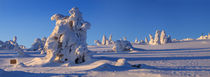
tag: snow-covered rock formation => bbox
[27,7,91,65]
[112,40,133,52]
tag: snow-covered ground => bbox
[0,40,210,77]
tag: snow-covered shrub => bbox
[112,40,133,52]
[40,7,91,64]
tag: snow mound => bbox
[115,58,130,67]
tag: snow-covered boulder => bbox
[112,40,133,52]
[30,7,91,65]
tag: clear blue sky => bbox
[0,0,210,47]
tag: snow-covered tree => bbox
[123,37,127,41]
[153,30,161,45]
[13,36,17,43]
[167,35,172,43]
[160,30,167,44]
[149,34,154,45]
[94,40,101,46]
[208,33,210,39]
[101,35,107,45]
[105,40,110,45]
[28,38,42,51]
[139,40,145,44]
[134,38,139,43]
[112,40,133,52]
[109,34,112,41]
[145,37,148,44]
[40,7,91,64]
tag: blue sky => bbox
[0,0,210,47]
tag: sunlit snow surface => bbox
[0,40,210,77]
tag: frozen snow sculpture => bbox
[42,7,90,64]
[112,40,133,52]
